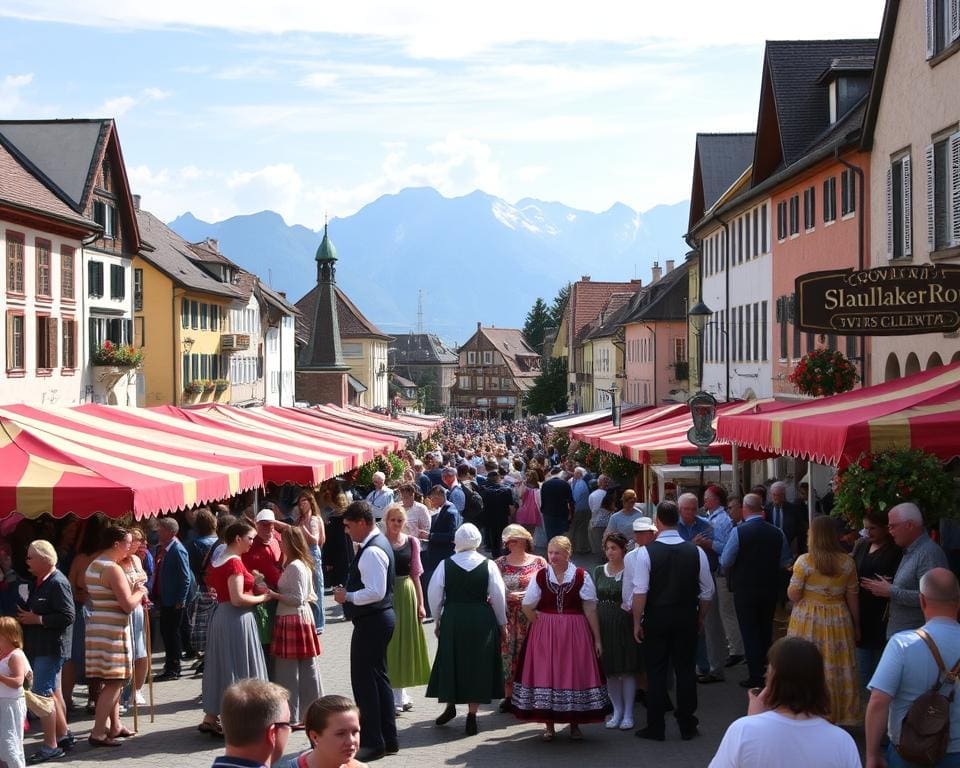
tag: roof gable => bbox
[861,0,900,151]
[621,263,690,324]
[568,280,643,343]
[294,285,391,341]
[688,133,756,230]
[389,333,458,364]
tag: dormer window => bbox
[828,76,869,124]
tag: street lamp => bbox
[688,300,713,391]
[599,385,620,429]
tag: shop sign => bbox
[796,265,960,336]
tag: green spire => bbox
[315,219,337,263]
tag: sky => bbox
[0,1,885,230]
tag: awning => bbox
[347,375,368,394]
[547,404,651,430]
[570,403,688,451]
[344,404,443,431]
[0,405,264,520]
[313,404,433,440]
[573,400,784,465]
[716,363,960,467]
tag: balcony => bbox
[221,334,250,352]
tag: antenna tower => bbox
[417,289,424,336]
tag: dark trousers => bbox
[350,609,397,751]
[734,591,777,683]
[643,606,699,736]
[542,514,569,542]
[484,517,508,558]
[159,606,184,674]
[180,600,195,656]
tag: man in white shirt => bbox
[365,472,394,524]
[332,501,397,762]
[631,500,714,743]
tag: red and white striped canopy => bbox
[569,403,688,453]
[312,404,435,439]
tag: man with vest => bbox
[333,501,397,762]
[630,500,714,742]
[720,492,793,689]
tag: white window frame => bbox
[925,131,960,253]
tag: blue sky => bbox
[0,1,884,230]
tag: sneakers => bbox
[135,690,146,705]
[604,715,622,729]
[28,745,65,764]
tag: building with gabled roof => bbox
[388,333,458,412]
[451,324,540,417]
[583,290,638,411]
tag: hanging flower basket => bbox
[184,382,203,396]
[833,448,955,528]
[788,348,858,397]
[213,378,229,394]
[91,340,143,368]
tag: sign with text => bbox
[680,454,723,467]
[796,265,960,336]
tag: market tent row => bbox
[0,403,409,521]
[546,404,654,431]
[344,404,444,431]
[311,403,437,440]
[569,403,688,454]
[716,362,960,467]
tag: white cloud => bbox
[97,86,170,117]
[299,72,339,89]
[0,73,34,116]
[0,1,883,58]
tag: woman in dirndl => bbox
[295,491,326,634]
[512,535,611,741]
[269,526,323,725]
[383,504,430,715]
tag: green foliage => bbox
[386,452,406,481]
[549,284,570,327]
[834,448,956,527]
[524,356,568,415]
[522,298,551,354]
[357,454,395,487]
[599,452,641,483]
[548,429,570,456]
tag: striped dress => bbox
[84,557,132,681]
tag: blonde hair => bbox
[807,515,846,577]
[547,535,573,557]
[384,503,407,523]
[0,617,23,648]
[28,540,57,567]
[622,489,637,504]
[280,526,315,573]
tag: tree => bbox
[522,298,551,354]
[524,356,568,415]
[549,283,570,327]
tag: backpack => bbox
[460,481,484,525]
[897,627,960,766]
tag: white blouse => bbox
[522,562,598,606]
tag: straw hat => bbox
[501,524,534,544]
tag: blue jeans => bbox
[887,743,960,767]
[856,645,884,690]
[31,655,66,697]
[309,544,325,633]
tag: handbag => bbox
[23,669,54,718]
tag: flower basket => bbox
[213,379,229,394]
[788,348,858,397]
[184,382,203,396]
[91,340,143,368]
[834,448,955,528]
[202,380,216,393]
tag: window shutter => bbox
[927,0,937,58]
[951,0,960,44]
[47,317,58,369]
[5,316,12,370]
[904,154,913,257]
[925,144,936,252]
[886,167,894,257]
[89,318,97,361]
[125,319,133,344]
[948,132,960,245]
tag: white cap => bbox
[454,523,483,552]
[632,517,657,533]
[255,510,276,523]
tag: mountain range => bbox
[168,187,690,344]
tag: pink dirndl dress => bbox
[511,567,611,724]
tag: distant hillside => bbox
[169,187,690,344]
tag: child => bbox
[0,616,28,768]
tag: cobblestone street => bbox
[44,569,747,768]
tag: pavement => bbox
[43,554,749,768]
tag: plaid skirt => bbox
[271,613,322,660]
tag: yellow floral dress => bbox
[787,553,860,725]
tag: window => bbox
[191,354,199,381]
[823,177,837,223]
[460,376,470,390]
[182,354,189,386]
[792,294,801,359]
[841,169,857,216]
[887,153,914,259]
[789,195,800,236]
[61,247,75,300]
[62,318,76,369]
[467,351,476,365]
[36,239,52,297]
[88,317,132,359]
[674,336,686,364]
[181,299,189,328]
[37,314,58,370]
[200,303,208,331]
[133,268,143,311]
[777,296,789,361]
[752,208,760,256]
[110,264,125,300]
[342,342,363,358]
[482,351,493,365]
[760,204,768,252]
[88,261,104,298]
[6,313,25,371]
[926,0,960,60]
[6,232,24,294]
[93,200,117,239]
[761,301,768,361]
[776,201,787,240]
[210,305,219,331]
[925,132,960,252]
[190,300,199,329]
[803,187,816,230]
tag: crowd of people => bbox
[2,415,960,767]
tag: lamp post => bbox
[599,385,620,430]
[688,300,713,392]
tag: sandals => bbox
[109,728,135,739]
[569,725,584,741]
[87,735,122,748]
[198,721,224,738]
[541,728,555,742]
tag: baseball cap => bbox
[632,517,657,533]
[255,510,277,523]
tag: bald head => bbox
[742,493,763,518]
[921,568,960,604]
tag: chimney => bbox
[581,275,591,282]
[278,291,286,299]
[651,261,662,283]
[207,237,219,252]
[630,278,643,286]
[477,321,482,331]
[132,194,141,211]
[666,259,675,273]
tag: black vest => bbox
[728,519,784,597]
[343,531,395,620]
[646,538,700,613]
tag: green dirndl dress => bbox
[386,537,431,688]
[426,558,504,704]
[592,564,641,675]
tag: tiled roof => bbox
[585,292,638,340]
[760,39,877,174]
[0,140,98,230]
[389,333,459,365]
[621,262,690,324]
[0,119,107,211]
[136,209,244,300]
[188,239,234,266]
[258,282,298,315]
[462,327,540,381]
[295,285,392,342]
[568,280,643,344]
[690,133,756,227]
